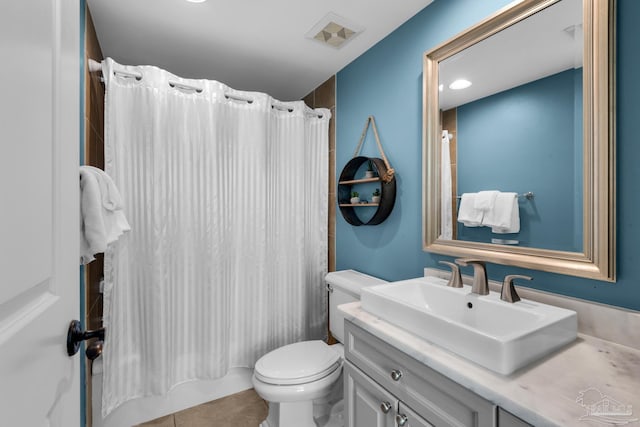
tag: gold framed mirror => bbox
[422,0,615,281]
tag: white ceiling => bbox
[87,0,433,101]
[439,0,583,110]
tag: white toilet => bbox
[252,270,387,427]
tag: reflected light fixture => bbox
[438,84,444,92]
[449,79,472,90]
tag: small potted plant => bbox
[365,160,375,178]
[371,188,381,204]
[350,191,360,204]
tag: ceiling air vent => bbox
[306,12,363,49]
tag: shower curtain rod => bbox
[87,59,323,118]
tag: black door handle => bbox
[66,319,105,357]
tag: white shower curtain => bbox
[441,130,453,240]
[100,58,330,417]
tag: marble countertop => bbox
[339,301,640,427]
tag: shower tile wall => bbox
[85,3,105,334]
[303,75,336,274]
[303,75,337,343]
[84,5,105,426]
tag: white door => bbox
[0,0,80,426]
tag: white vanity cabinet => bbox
[344,320,496,427]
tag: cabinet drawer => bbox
[498,408,533,427]
[398,401,435,427]
[345,320,496,427]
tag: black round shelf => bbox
[338,156,396,226]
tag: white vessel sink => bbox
[360,276,577,375]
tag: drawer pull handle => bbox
[390,369,403,381]
[396,413,408,426]
[380,401,393,414]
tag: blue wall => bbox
[456,68,582,251]
[336,0,640,311]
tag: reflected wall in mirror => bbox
[441,0,583,252]
[422,0,615,281]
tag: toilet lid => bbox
[254,340,341,385]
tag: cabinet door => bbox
[345,361,398,427]
[397,402,434,427]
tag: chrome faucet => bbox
[438,261,463,288]
[501,275,532,303]
[454,259,489,295]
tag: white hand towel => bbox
[80,166,131,264]
[474,190,499,211]
[483,192,520,234]
[83,165,124,211]
[80,168,107,264]
[457,193,483,227]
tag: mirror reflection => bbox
[438,0,583,251]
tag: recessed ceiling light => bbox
[449,79,472,90]
[186,0,207,3]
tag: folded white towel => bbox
[82,165,124,211]
[457,193,483,227]
[474,190,499,211]
[483,192,520,234]
[80,168,106,263]
[80,166,131,264]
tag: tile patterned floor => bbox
[137,389,268,427]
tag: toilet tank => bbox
[326,270,387,343]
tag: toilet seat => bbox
[254,340,341,386]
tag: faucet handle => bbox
[501,275,532,303]
[438,261,463,288]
